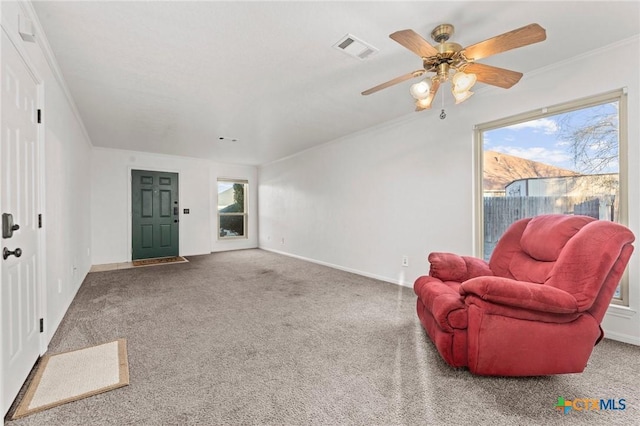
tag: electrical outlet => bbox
[402,255,409,267]
[281,237,285,244]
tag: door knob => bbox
[2,213,19,238]
[3,247,22,260]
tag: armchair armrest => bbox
[428,252,493,282]
[461,276,578,314]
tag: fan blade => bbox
[390,29,439,58]
[361,70,425,96]
[463,63,522,89]
[462,23,546,61]
[415,80,440,111]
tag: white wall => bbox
[1,1,93,344]
[259,114,473,286]
[91,148,258,264]
[258,36,640,344]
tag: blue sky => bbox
[483,101,619,174]
[218,182,234,193]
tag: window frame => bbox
[473,88,629,306]
[217,178,249,240]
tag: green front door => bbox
[131,170,179,260]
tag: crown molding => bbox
[19,0,94,147]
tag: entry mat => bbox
[12,339,129,419]
[132,256,188,267]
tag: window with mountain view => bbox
[217,179,248,239]
[475,89,628,305]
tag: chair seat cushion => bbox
[461,276,578,313]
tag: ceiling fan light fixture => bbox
[415,98,432,109]
[364,23,546,113]
[409,79,430,100]
[452,89,474,104]
[451,71,477,93]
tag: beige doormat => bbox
[132,256,188,267]
[11,339,129,419]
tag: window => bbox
[217,179,248,239]
[474,89,628,305]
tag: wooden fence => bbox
[574,198,600,218]
[483,195,604,259]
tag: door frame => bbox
[127,166,181,261]
[0,23,47,416]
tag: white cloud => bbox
[589,140,609,151]
[505,118,558,134]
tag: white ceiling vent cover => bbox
[333,34,379,60]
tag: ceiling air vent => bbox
[333,34,379,60]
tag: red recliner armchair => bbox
[414,214,635,376]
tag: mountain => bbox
[484,150,578,192]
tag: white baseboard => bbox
[259,247,412,288]
[602,329,640,346]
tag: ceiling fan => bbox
[362,23,546,111]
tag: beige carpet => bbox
[132,256,188,267]
[6,250,640,425]
[11,339,129,419]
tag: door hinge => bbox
[37,109,42,124]
[38,214,42,228]
[39,318,44,333]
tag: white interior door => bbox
[1,29,42,415]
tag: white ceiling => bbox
[31,1,640,166]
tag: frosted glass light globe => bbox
[410,80,430,100]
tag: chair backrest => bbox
[489,214,635,317]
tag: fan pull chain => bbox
[439,89,446,120]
